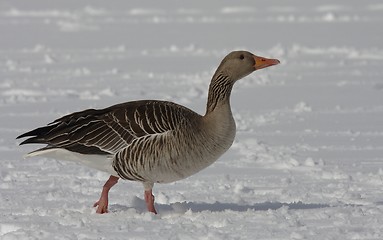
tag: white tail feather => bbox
[25,148,118,176]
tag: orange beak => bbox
[254,55,280,70]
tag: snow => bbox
[1,0,383,239]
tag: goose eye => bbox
[239,55,244,60]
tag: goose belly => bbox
[113,122,236,183]
[139,138,234,184]
[151,154,224,183]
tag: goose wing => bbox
[17,100,196,155]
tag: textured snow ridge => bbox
[1,0,383,239]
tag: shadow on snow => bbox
[110,198,330,214]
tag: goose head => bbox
[214,51,280,82]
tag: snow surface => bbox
[1,0,383,239]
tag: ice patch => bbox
[268,6,297,13]
[1,89,46,103]
[322,12,336,22]
[44,54,56,64]
[1,86,116,103]
[4,7,107,19]
[286,45,383,60]
[316,5,349,12]
[293,102,312,113]
[272,12,367,23]
[232,139,301,169]
[221,7,256,14]
[253,112,278,126]
[2,89,42,97]
[73,67,91,76]
[83,6,107,16]
[304,158,317,167]
[320,169,351,180]
[176,8,203,15]
[57,21,98,32]
[269,44,286,58]
[367,4,383,11]
[156,192,170,204]
[128,8,164,16]
[4,8,76,18]
[0,81,12,89]
[0,224,21,236]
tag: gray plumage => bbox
[17,51,280,213]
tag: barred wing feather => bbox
[17,100,197,156]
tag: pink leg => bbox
[93,175,119,214]
[144,189,157,214]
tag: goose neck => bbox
[205,73,234,115]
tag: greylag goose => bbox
[17,51,280,214]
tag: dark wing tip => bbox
[18,136,47,145]
[16,129,41,142]
[18,137,36,145]
[16,132,32,139]
[16,125,58,146]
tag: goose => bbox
[17,51,280,214]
